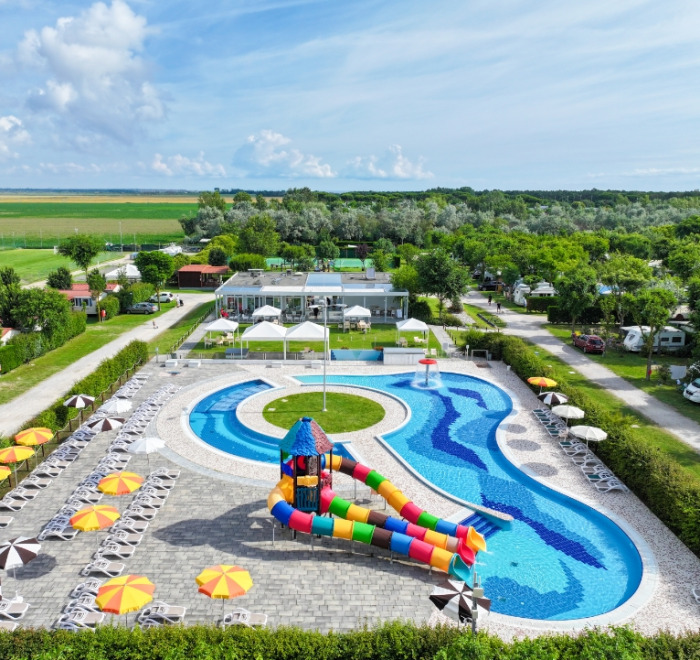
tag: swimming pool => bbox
[189,372,643,621]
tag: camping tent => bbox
[285,321,329,359]
[105,264,141,281]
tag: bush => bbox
[229,253,266,272]
[527,296,560,313]
[0,345,21,373]
[100,295,120,320]
[130,283,155,303]
[409,299,433,322]
[442,313,462,327]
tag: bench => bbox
[165,359,178,369]
[308,360,322,369]
[188,360,201,368]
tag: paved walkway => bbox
[463,290,700,453]
[0,293,214,436]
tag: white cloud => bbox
[151,152,226,177]
[0,115,30,159]
[347,145,433,180]
[234,129,336,178]
[16,0,164,142]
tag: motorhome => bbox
[512,280,556,307]
[621,325,687,353]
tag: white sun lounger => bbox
[222,607,267,628]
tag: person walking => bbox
[487,294,492,306]
[496,301,502,313]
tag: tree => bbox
[0,267,20,287]
[374,238,395,254]
[391,265,420,302]
[280,243,315,270]
[229,253,266,272]
[554,266,598,333]
[631,288,678,380]
[238,215,280,256]
[86,268,107,321]
[233,191,252,204]
[255,194,268,211]
[316,239,339,263]
[14,288,72,337]
[667,243,700,282]
[46,266,73,290]
[369,248,390,273]
[208,248,228,266]
[58,234,104,281]
[599,253,652,326]
[415,249,468,314]
[134,251,175,311]
[355,244,371,270]
[198,190,226,213]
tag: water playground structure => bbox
[267,417,487,583]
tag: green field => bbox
[0,249,118,283]
[0,202,190,246]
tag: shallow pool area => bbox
[188,371,643,622]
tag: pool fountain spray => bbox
[413,358,442,389]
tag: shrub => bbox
[442,313,462,327]
[527,296,560,313]
[409,299,433,322]
[229,253,266,272]
[0,345,21,373]
[100,295,120,320]
[130,282,155,303]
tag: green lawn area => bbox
[546,324,700,425]
[186,323,442,358]
[1,249,118,284]
[146,302,215,357]
[525,339,700,480]
[263,392,385,433]
[0,302,180,405]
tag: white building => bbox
[512,280,557,307]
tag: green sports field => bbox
[0,249,117,284]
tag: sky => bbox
[1,0,700,192]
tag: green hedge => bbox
[0,345,21,374]
[526,296,560,312]
[0,624,696,659]
[101,295,121,320]
[22,340,149,432]
[457,330,700,557]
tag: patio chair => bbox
[80,559,125,578]
[430,348,437,357]
[0,516,13,529]
[132,495,166,509]
[0,601,29,621]
[594,479,628,493]
[22,475,52,489]
[64,593,99,613]
[70,488,103,505]
[692,587,700,604]
[32,464,63,479]
[0,621,17,632]
[93,542,136,560]
[70,579,104,599]
[5,487,38,502]
[112,519,149,534]
[222,607,267,628]
[0,498,27,513]
[38,524,79,542]
[144,476,175,490]
[149,468,180,480]
[139,485,169,500]
[123,506,158,522]
[55,610,105,631]
[585,471,617,484]
[105,531,143,547]
[137,601,187,625]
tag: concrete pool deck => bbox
[4,356,700,639]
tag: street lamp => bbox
[321,302,328,412]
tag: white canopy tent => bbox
[241,321,287,358]
[285,321,329,358]
[205,318,240,333]
[105,263,141,281]
[252,305,282,321]
[343,305,371,318]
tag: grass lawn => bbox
[546,324,700,425]
[146,302,215,357]
[522,339,700,481]
[0,249,118,283]
[263,392,385,433]
[187,323,442,358]
[0,301,181,405]
[463,303,506,329]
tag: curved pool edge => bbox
[488,389,657,631]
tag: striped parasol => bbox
[98,472,144,496]
[0,446,35,480]
[86,417,125,433]
[429,579,491,625]
[14,427,53,458]
[538,391,568,406]
[0,537,41,577]
[196,565,253,619]
[0,467,11,486]
[63,394,95,409]
[96,574,155,623]
[527,376,558,394]
[97,399,133,415]
[70,505,120,531]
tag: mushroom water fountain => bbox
[413,358,442,389]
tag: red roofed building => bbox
[177,265,230,289]
[57,283,120,315]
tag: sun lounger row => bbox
[112,374,150,400]
[558,440,628,493]
[532,409,568,439]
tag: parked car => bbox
[683,378,700,403]
[571,333,605,354]
[477,281,501,291]
[149,292,174,303]
[127,302,158,314]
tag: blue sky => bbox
[1,0,699,192]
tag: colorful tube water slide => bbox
[267,454,486,582]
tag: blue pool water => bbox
[189,373,642,621]
[331,349,383,361]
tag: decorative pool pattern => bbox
[296,372,642,621]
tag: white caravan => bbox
[512,280,556,307]
[621,325,686,353]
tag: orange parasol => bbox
[97,472,144,496]
[96,574,155,623]
[70,505,120,531]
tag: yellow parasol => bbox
[15,427,53,457]
[196,564,253,619]
[0,466,12,487]
[96,574,155,623]
[527,376,558,394]
[0,446,36,481]
[97,472,144,496]
[70,505,120,531]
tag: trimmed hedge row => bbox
[22,340,149,432]
[459,329,700,557]
[0,624,697,659]
[547,303,604,325]
[0,345,21,374]
[526,296,560,312]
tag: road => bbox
[464,289,700,454]
[0,292,214,436]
